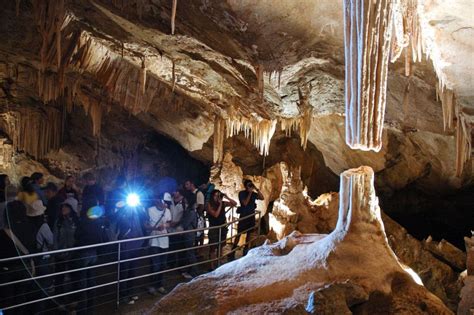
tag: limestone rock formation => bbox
[150,166,451,314]
[458,233,474,315]
[258,165,463,311]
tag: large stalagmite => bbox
[343,0,393,152]
[149,166,451,314]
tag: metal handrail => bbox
[0,209,262,312]
[0,210,261,262]
[0,231,263,312]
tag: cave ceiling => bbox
[0,0,473,193]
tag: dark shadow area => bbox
[380,185,474,250]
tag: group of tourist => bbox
[0,171,263,312]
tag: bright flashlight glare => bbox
[126,193,140,207]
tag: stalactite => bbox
[390,0,470,176]
[90,100,102,137]
[0,107,64,159]
[225,113,276,156]
[455,110,471,177]
[77,90,102,137]
[140,57,147,95]
[32,0,66,72]
[213,116,225,163]
[402,82,410,121]
[16,0,20,16]
[438,83,455,131]
[37,72,62,103]
[277,70,282,90]
[404,47,412,77]
[69,34,159,116]
[390,0,423,64]
[343,0,394,152]
[171,0,178,35]
[254,64,264,101]
[280,91,313,150]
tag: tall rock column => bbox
[343,0,394,151]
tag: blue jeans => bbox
[182,230,197,274]
[73,249,97,315]
[149,247,167,287]
[119,241,142,300]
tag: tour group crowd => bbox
[0,172,264,313]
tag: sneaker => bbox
[147,286,157,296]
[181,272,193,280]
[157,287,167,294]
[121,298,135,305]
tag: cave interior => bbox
[0,0,473,314]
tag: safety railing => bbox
[0,210,262,313]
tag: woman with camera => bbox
[230,179,264,260]
[206,190,236,270]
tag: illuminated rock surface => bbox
[150,167,452,314]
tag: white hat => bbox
[28,199,46,217]
[163,192,172,202]
[64,197,79,214]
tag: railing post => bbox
[230,207,234,245]
[217,226,222,267]
[257,211,261,237]
[116,242,121,309]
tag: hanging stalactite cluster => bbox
[391,0,423,76]
[280,89,313,150]
[280,106,312,150]
[32,0,73,97]
[344,0,472,176]
[0,106,64,159]
[225,110,277,157]
[391,0,472,176]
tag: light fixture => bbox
[126,193,140,207]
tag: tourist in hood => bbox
[53,203,78,296]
